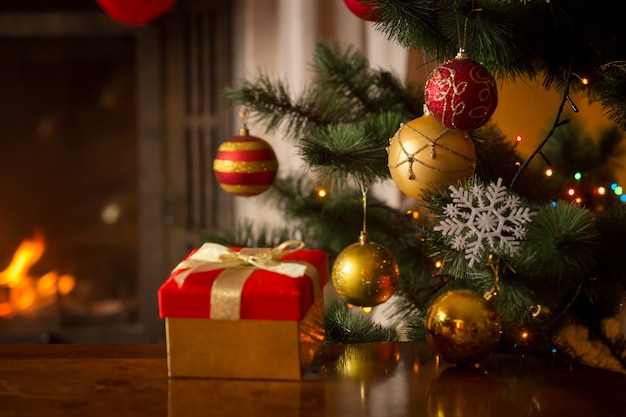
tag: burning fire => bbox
[0,233,75,317]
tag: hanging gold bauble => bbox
[331,232,400,307]
[387,114,476,201]
[424,289,502,365]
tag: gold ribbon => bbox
[171,240,318,320]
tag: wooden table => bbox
[1,341,625,417]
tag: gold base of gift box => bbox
[165,295,325,380]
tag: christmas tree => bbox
[211,0,626,370]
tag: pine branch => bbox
[325,301,398,344]
[598,64,626,132]
[225,75,342,140]
[312,41,386,116]
[298,112,403,186]
[523,202,600,283]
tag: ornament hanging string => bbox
[455,0,483,55]
[361,184,368,238]
[484,254,501,302]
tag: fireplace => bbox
[0,1,233,343]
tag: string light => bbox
[513,330,530,349]
[434,260,443,269]
[614,186,623,196]
[567,188,575,196]
[572,72,589,85]
[596,187,606,195]
[573,172,582,181]
[545,168,553,177]
[406,210,419,221]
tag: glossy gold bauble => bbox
[425,289,502,365]
[331,233,400,307]
[387,114,476,201]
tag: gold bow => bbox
[172,240,307,286]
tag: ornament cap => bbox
[358,231,370,245]
[483,287,498,303]
[456,48,468,60]
[238,110,250,136]
[529,304,550,320]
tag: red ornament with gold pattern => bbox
[213,117,278,197]
[424,49,498,131]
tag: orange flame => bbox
[0,233,75,317]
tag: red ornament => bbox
[424,51,498,131]
[97,0,177,26]
[343,0,381,21]
[213,127,278,197]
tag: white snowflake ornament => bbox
[433,178,534,267]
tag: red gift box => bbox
[158,242,328,380]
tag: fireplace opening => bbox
[0,35,140,340]
[0,2,234,343]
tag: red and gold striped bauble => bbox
[213,134,278,197]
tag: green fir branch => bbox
[373,0,447,58]
[298,112,403,186]
[312,41,386,116]
[325,301,398,344]
[523,202,600,284]
[225,75,340,140]
[598,65,626,132]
